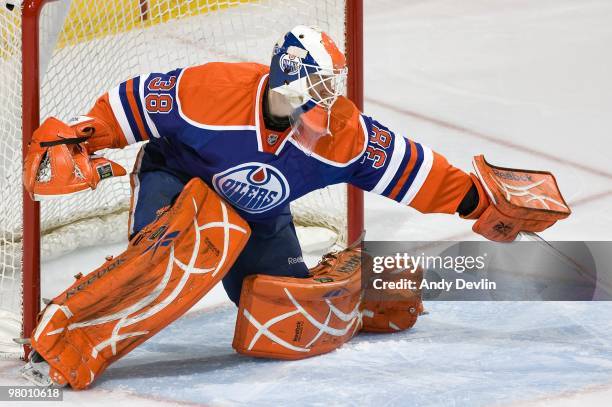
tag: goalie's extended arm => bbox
[348,115,570,241]
[350,115,479,215]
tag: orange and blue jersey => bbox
[87,62,474,223]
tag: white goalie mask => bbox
[269,25,348,154]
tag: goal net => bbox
[0,0,362,358]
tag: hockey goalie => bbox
[21,25,571,388]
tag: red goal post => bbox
[18,0,364,358]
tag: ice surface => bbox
[2,0,612,405]
[92,302,612,406]
[2,300,611,406]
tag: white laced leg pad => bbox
[30,178,250,389]
[233,248,362,360]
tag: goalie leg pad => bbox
[233,248,363,360]
[361,263,424,333]
[30,178,250,389]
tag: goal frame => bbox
[19,0,364,359]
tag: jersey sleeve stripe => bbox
[399,145,434,205]
[381,141,412,197]
[139,74,161,139]
[131,76,151,141]
[119,80,144,142]
[370,133,407,195]
[124,78,149,142]
[395,142,424,201]
[387,140,418,200]
[108,84,136,145]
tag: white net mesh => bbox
[0,0,351,357]
[0,2,24,357]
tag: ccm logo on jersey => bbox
[213,163,290,213]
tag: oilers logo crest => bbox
[213,163,290,214]
[279,53,301,75]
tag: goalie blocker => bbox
[468,155,571,241]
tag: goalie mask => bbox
[269,25,348,153]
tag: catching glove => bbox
[23,117,126,199]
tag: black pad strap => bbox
[40,136,89,147]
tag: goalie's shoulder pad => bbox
[177,62,268,127]
[233,248,363,360]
